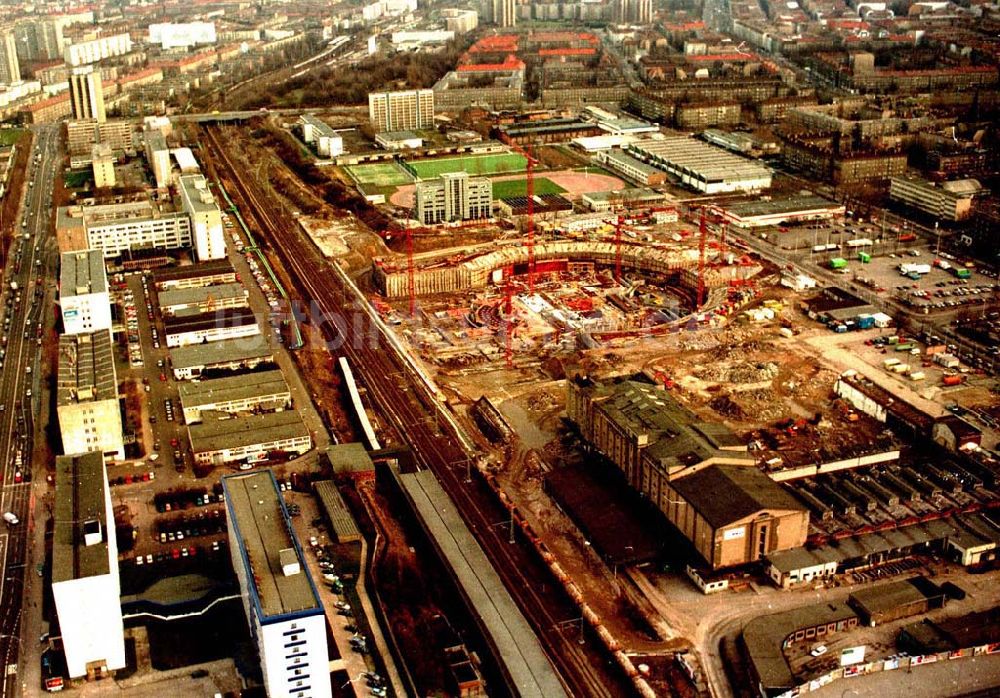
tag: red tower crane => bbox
[697,207,708,309]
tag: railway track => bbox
[201,125,630,698]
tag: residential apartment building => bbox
[178,369,291,423]
[191,411,311,465]
[415,172,493,225]
[57,202,192,258]
[52,451,126,679]
[67,120,136,166]
[298,115,343,158]
[223,470,331,698]
[491,0,517,26]
[178,175,227,260]
[91,144,115,188]
[889,176,983,222]
[56,331,124,460]
[64,33,132,67]
[368,89,435,132]
[145,128,171,188]
[69,66,105,122]
[0,31,20,84]
[59,250,112,335]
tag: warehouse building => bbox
[933,415,983,452]
[628,137,772,193]
[178,369,291,423]
[52,451,126,679]
[721,196,845,229]
[741,601,859,697]
[848,577,946,626]
[496,194,573,220]
[57,331,124,461]
[223,470,332,698]
[56,201,192,258]
[157,282,248,317]
[163,306,259,348]
[153,259,237,291]
[169,334,273,380]
[582,188,669,212]
[189,411,311,465]
[665,465,809,569]
[497,117,602,145]
[889,176,983,222]
[314,480,362,544]
[59,249,112,335]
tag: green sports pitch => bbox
[491,177,566,199]
[406,152,528,179]
[346,162,414,187]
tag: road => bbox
[0,123,59,698]
[201,125,632,698]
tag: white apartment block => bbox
[298,115,343,158]
[64,33,132,66]
[148,21,217,49]
[889,176,983,222]
[56,331,124,460]
[59,249,112,335]
[58,202,192,258]
[91,143,115,188]
[223,470,331,698]
[368,89,434,132]
[52,451,126,679]
[178,174,227,260]
[415,172,493,225]
[145,128,171,188]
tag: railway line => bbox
[201,125,630,698]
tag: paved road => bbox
[0,123,59,698]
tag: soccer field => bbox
[491,177,566,199]
[406,152,528,179]
[346,162,413,187]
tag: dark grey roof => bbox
[60,249,107,296]
[163,307,257,335]
[56,330,118,405]
[671,465,806,529]
[314,481,361,543]
[52,452,111,583]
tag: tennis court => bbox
[405,152,528,179]
[346,162,414,187]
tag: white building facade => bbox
[59,250,112,335]
[52,451,126,679]
[178,174,227,260]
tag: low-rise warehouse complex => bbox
[56,330,124,461]
[627,136,772,193]
[153,259,238,291]
[721,196,845,229]
[189,411,311,465]
[168,334,274,380]
[163,307,259,348]
[157,282,249,317]
[178,369,291,423]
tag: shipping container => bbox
[857,315,875,330]
[858,251,871,263]
[942,374,964,386]
[883,358,901,368]
[891,363,910,374]
[909,371,926,381]
[895,343,914,351]
[954,268,971,279]
[829,257,848,270]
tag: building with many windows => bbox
[69,65,105,122]
[56,331,124,460]
[52,451,126,679]
[63,33,132,67]
[0,31,21,84]
[178,174,227,260]
[223,470,331,698]
[889,176,984,222]
[628,136,772,193]
[415,172,493,224]
[145,128,171,188]
[594,148,666,186]
[190,412,311,465]
[56,201,192,258]
[368,88,435,132]
[163,307,259,348]
[59,250,112,335]
[179,369,291,423]
[297,115,343,158]
[91,144,116,188]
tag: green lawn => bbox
[407,152,528,180]
[64,170,94,189]
[492,177,566,200]
[346,162,413,187]
[0,129,26,146]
